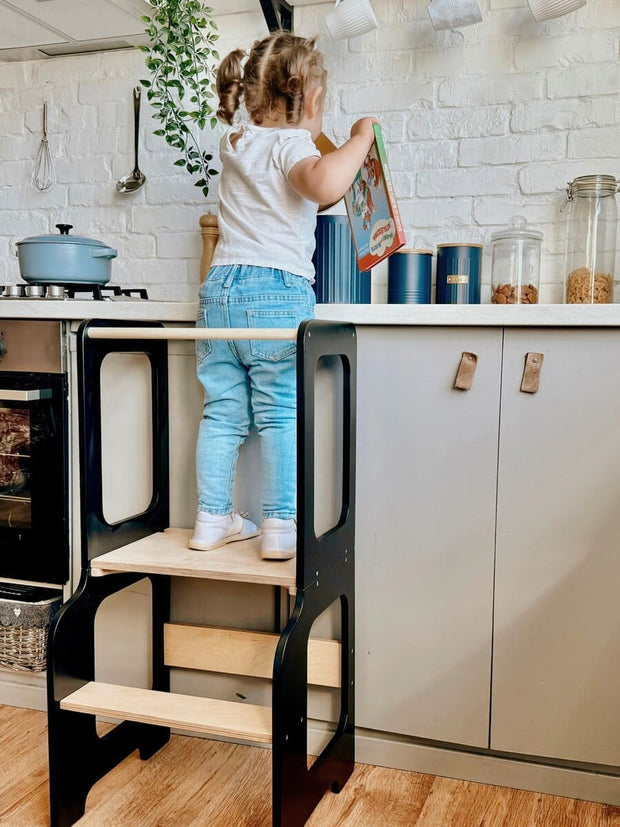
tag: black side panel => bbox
[47,572,171,827]
[273,319,357,826]
[296,320,357,590]
[77,320,170,564]
[48,318,173,827]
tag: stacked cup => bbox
[427,0,483,30]
[324,0,378,40]
[527,0,586,21]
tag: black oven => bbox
[0,322,68,585]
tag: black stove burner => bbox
[64,284,149,301]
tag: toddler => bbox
[190,31,377,560]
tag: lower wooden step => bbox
[60,682,272,744]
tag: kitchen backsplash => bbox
[0,1,618,302]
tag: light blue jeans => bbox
[195,265,315,520]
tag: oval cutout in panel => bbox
[314,355,344,539]
[101,352,153,524]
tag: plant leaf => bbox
[141,0,218,198]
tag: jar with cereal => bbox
[563,174,619,304]
[490,216,542,305]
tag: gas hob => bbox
[1,284,149,301]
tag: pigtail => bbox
[216,48,246,125]
[269,36,325,125]
[277,40,316,124]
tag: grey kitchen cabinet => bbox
[354,326,502,747]
[492,328,620,767]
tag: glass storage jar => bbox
[563,174,619,304]
[490,216,542,304]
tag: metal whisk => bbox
[32,102,56,192]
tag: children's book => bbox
[343,123,405,271]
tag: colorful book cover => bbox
[343,123,406,272]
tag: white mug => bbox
[324,0,378,40]
[527,0,586,22]
[427,0,482,30]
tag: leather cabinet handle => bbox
[453,352,478,391]
[520,352,544,394]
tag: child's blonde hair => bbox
[216,32,326,127]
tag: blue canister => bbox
[436,243,483,304]
[388,249,432,304]
[313,215,370,304]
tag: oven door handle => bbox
[0,389,52,401]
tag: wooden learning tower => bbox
[47,318,357,827]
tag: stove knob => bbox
[46,284,65,299]
[25,284,45,298]
[4,285,24,297]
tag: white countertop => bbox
[3,299,620,327]
[316,303,620,327]
[0,299,197,322]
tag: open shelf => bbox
[60,681,272,744]
[89,528,297,591]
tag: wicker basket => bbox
[0,585,62,673]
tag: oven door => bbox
[0,372,68,584]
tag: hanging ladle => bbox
[116,86,146,193]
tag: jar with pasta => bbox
[490,216,542,305]
[563,175,618,304]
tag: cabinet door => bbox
[492,329,620,766]
[355,326,501,747]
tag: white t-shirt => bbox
[211,124,321,281]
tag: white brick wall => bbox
[0,1,618,303]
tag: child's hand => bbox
[289,117,380,205]
[350,117,379,146]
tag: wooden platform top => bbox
[89,528,296,591]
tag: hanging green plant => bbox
[139,0,220,198]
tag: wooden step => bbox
[164,623,341,688]
[89,528,296,592]
[60,682,272,744]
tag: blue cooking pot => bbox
[16,224,117,285]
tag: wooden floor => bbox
[2,705,620,827]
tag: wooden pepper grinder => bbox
[199,213,219,281]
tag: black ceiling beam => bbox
[259,0,293,32]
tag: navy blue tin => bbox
[388,249,432,304]
[313,215,370,304]
[436,243,482,304]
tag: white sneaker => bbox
[189,512,259,551]
[261,518,296,560]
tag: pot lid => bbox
[17,223,110,247]
[436,242,484,248]
[491,215,543,243]
[395,248,434,255]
